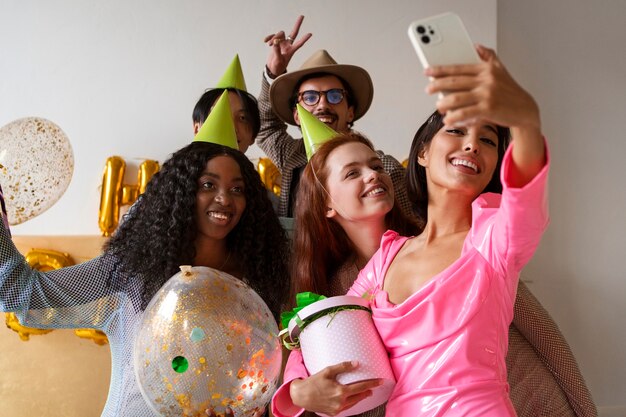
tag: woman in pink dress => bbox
[273,45,550,417]
[345,45,548,416]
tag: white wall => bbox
[1,0,495,235]
[498,0,626,412]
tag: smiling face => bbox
[418,124,500,199]
[195,155,246,242]
[323,141,394,223]
[293,75,355,133]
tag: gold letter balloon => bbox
[0,117,74,225]
[257,158,281,196]
[98,157,159,236]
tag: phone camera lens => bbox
[417,25,426,34]
[421,35,430,44]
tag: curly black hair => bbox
[105,142,290,320]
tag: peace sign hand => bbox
[263,15,312,77]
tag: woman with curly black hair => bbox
[0,141,290,417]
[107,141,289,315]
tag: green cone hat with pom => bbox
[297,104,339,160]
[215,54,247,91]
[193,90,239,149]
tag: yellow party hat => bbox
[215,54,247,91]
[193,90,239,149]
[297,104,339,160]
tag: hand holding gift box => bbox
[281,293,395,417]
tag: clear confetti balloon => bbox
[0,117,74,225]
[134,266,282,417]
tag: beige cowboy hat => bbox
[269,49,374,126]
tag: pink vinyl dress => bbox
[272,144,549,417]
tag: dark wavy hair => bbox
[290,133,417,302]
[406,110,511,230]
[105,142,289,319]
[192,88,261,139]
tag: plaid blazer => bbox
[257,77,416,223]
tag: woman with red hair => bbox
[290,132,417,303]
[275,132,417,417]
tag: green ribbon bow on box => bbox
[280,292,327,330]
[278,291,372,350]
[279,292,326,350]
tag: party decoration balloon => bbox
[98,156,160,236]
[134,266,281,417]
[98,156,125,237]
[4,312,53,341]
[0,117,74,225]
[135,160,160,196]
[25,247,74,272]
[75,328,109,346]
[256,158,281,197]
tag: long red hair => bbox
[290,133,415,305]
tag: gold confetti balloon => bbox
[134,266,282,417]
[0,117,74,225]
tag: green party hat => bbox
[297,104,339,160]
[215,54,247,91]
[193,90,239,149]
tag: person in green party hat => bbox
[257,16,416,225]
[270,106,418,417]
[193,90,239,149]
[192,54,260,153]
[193,56,280,213]
[0,81,289,417]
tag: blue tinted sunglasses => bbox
[298,88,347,106]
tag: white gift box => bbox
[288,295,395,417]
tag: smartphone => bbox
[408,12,480,69]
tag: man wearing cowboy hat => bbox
[258,16,415,221]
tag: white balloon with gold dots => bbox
[0,117,74,225]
